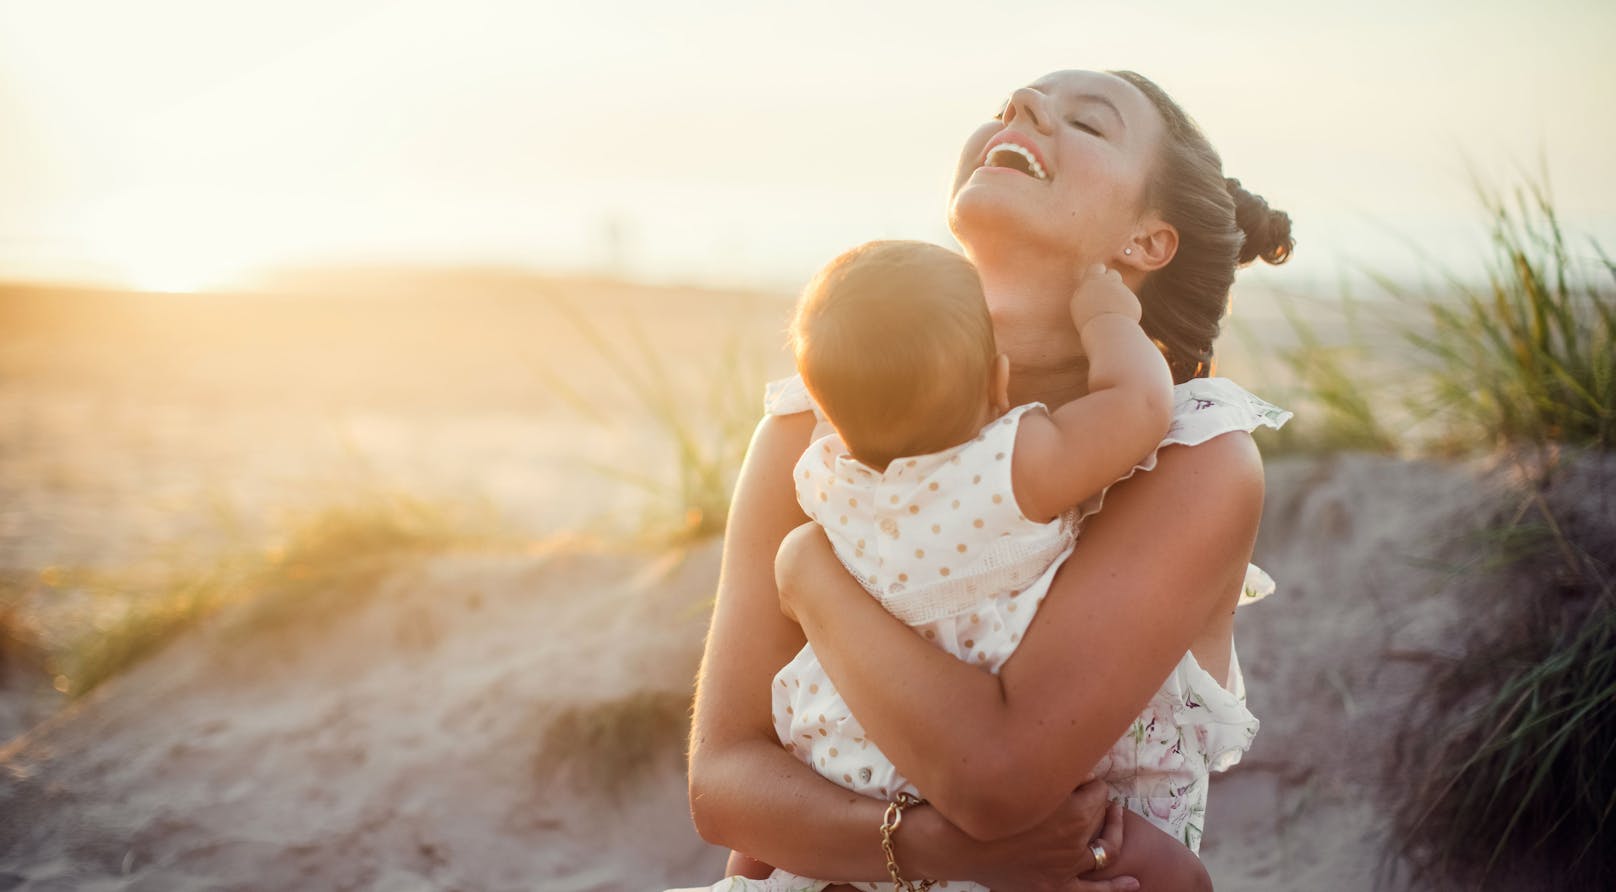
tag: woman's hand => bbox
[962,779,1135,892]
[727,783,1134,892]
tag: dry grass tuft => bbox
[47,488,510,698]
[1243,291,1403,456]
[531,293,766,547]
[534,689,693,798]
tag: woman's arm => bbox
[686,412,1135,889]
[777,431,1265,841]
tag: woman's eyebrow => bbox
[1021,83,1127,131]
[1071,93,1127,130]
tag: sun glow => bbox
[76,187,265,294]
[110,239,253,295]
[1,1,1612,292]
[121,265,220,295]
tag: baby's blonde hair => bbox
[791,240,997,470]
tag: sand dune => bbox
[0,451,1543,891]
[3,275,1588,890]
[2,540,726,890]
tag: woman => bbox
[687,68,1294,890]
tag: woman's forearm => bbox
[689,734,973,882]
[688,410,984,882]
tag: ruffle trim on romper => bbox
[763,375,820,418]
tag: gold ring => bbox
[1089,842,1110,872]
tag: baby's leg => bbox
[725,852,855,891]
[1085,808,1212,891]
[727,851,775,879]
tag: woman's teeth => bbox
[986,144,1047,181]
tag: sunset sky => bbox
[1,0,1612,292]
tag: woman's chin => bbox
[950,185,1054,256]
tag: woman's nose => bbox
[1003,87,1054,134]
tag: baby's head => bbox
[791,240,1005,470]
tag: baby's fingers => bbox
[1078,262,1112,282]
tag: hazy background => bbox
[2,0,1613,294]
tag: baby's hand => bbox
[1069,264,1142,332]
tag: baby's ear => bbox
[991,352,1011,414]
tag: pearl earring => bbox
[1124,247,1133,255]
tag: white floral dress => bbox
[681,376,1290,892]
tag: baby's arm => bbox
[1013,265,1175,523]
[1086,808,1214,892]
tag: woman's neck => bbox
[977,260,1092,409]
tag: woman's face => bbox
[948,70,1166,270]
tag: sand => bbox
[2,542,728,890]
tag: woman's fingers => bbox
[1068,779,1113,845]
[1072,777,1112,810]
[1096,801,1126,854]
[1065,876,1140,892]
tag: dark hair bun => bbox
[1226,177,1294,265]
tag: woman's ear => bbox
[991,352,1011,415]
[1116,217,1178,273]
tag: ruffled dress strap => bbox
[1075,376,1292,524]
[1241,563,1277,605]
[1165,376,1294,448]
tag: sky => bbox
[1,0,1612,293]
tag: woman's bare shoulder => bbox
[1100,428,1264,525]
[1159,427,1263,491]
[1044,428,1265,627]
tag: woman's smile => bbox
[980,131,1052,182]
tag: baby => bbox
[715,240,1205,891]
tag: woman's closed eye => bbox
[1068,118,1101,136]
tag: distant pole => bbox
[601,213,634,280]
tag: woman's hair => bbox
[1107,70,1295,383]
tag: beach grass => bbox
[532,293,766,546]
[535,688,693,797]
[1388,463,1616,888]
[1243,291,1402,455]
[1257,170,1612,461]
[1304,170,1616,885]
[1400,174,1615,455]
[44,487,510,698]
